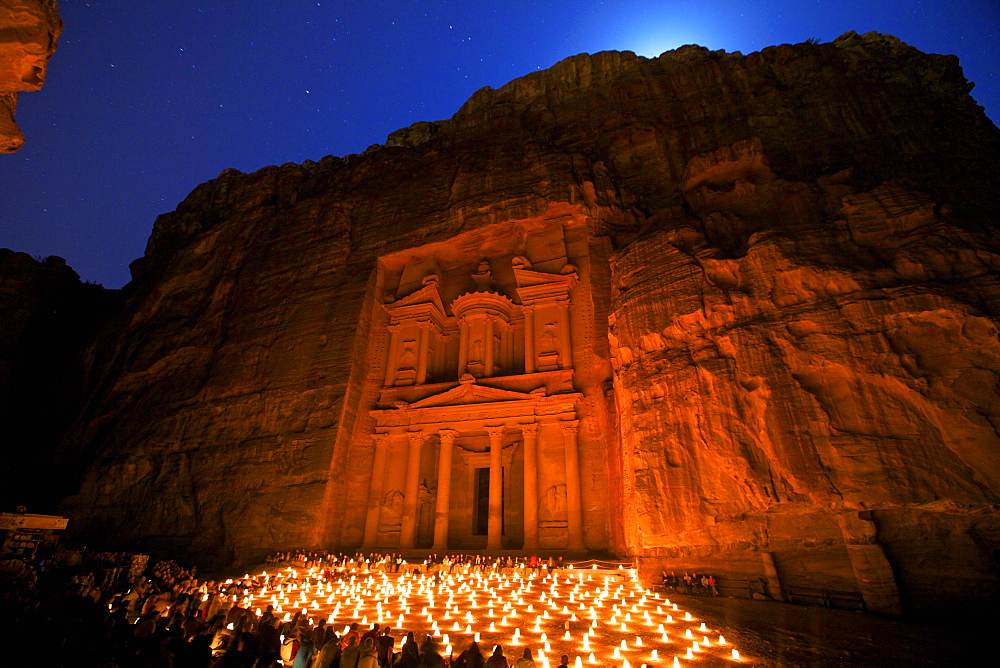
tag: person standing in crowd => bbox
[342,633,362,668]
[377,626,396,667]
[458,640,485,668]
[513,647,535,668]
[486,644,509,668]
[358,636,381,668]
[419,636,446,668]
[397,631,420,668]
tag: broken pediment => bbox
[385,279,447,319]
[514,261,578,305]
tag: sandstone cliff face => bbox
[0,250,119,511]
[56,33,999,615]
[0,0,61,151]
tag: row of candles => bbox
[226,565,746,666]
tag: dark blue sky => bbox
[2,1,997,288]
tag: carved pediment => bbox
[386,281,447,316]
[408,378,541,409]
[514,264,578,304]
[513,266,577,288]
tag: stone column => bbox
[557,301,573,369]
[416,323,430,385]
[362,433,391,548]
[560,420,585,550]
[521,423,540,551]
[486,424,506,550]
[383,324,402,387]
[484,317,495,378]
[400,431,425,548]
[432,429,458,550]
[502,322,513,374]
[457,316,469,377]
[523,305,536,373]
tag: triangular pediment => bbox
[408,382,539,409]
[513,267,577,289]
[386,282,446,315]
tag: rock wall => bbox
[0,250,119,511]
[52,33,1000,615]
[0,0,61,151]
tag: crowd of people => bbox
[659,570,719,596]
[0,547,572,667]
[267,551,566,577]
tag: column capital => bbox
[484,424,506,441]
[559,420,580,435]
[408,430,427,445]
[373,432,391,447]
[521,303,536,313]
[387,323,403,333]
[438,429,459,445]
[519,423,538,437]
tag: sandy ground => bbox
[670,594,989,667]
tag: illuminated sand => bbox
[238,565,749,666]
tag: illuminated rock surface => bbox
[24,33,1000,617]
[0,0,61,151]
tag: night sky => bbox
[2,1,997,289]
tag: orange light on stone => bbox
[650,650,658,661]
[588,654,597,664]
[717,635,726,645]
[731,649,740,660]
[672,658,681,668]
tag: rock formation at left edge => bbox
[0,250,120,511]
[0,0,61,152]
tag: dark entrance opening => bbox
[473,467,504,536]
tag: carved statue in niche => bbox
[379,490,404,530]
[540,323,559,353]
[471,338,484,363]
[400,340,417,369]
[539,483,567,521]
[472,260,493,292]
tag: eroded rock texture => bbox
[50,33,999,616]
[0,0,61,151]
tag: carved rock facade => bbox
[50,34,1000,617]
